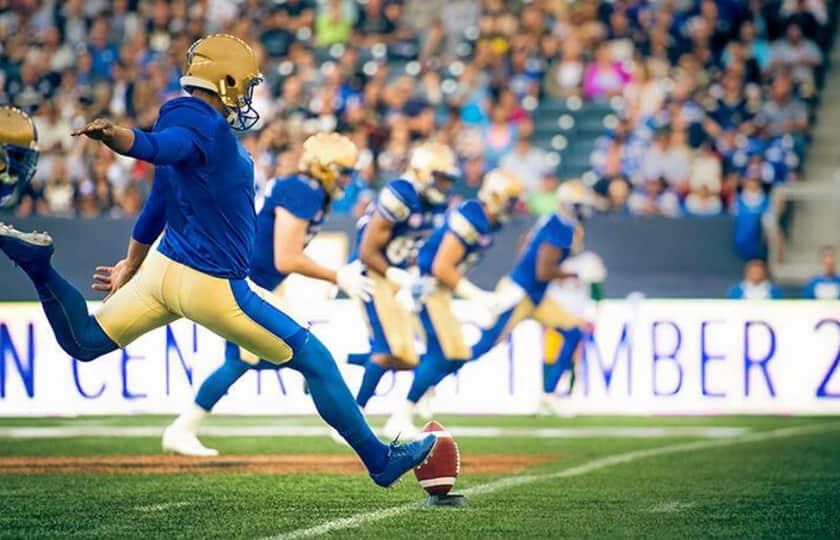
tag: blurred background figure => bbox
[803,246,840,299]
[727,259,782,299]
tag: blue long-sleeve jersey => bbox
[126,96,256,279]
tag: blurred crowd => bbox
[0,0,837,244]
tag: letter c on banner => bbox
[71,358,105,399]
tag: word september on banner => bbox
[0,300,838,416]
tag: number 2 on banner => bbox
[815,319,840,398]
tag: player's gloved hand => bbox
[336,263,374,302]
[384,266,413,288]
[92,259,136,301]
[455,278,505,322]
[395,276,437,313]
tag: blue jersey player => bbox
[349,142,457,409]
[392,180,599,430]
[0,34,433,488]
[384,169,523,439]
[160,132,375,456]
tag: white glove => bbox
[385,266,413,288]
[395,276,437,313]
[337,264,374,302]
[455,278,504,315]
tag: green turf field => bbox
[0,415,837,539]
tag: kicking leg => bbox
[0,224,117,361]
[185,276,436,487]
[286,331,436,487]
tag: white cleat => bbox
[383,409,420,442]
[537,393,575,418]
[162,424,219,457]
[415,388,436,421]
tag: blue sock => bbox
[544,328,583,393]
[407,353,462,403]
[195,341,252,411]
[356,360,386,407]
[287,331,388,474]
[29,267,117,361]
[347,352,370,366]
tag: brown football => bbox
[413,420,460,495]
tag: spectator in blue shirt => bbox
[728,259,782,299]
[803,246,840,299]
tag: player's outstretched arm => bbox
[273,208,372,301]
[72,119,202,166]
[71,119,135,154]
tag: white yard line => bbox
[648,501,697,513]
[134,501,192,513]
[0,425,748,439]
[267,422,840,540]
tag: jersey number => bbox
[387,237,420,265]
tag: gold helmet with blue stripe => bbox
[299,132,359,197]
[478,168,523,222]
[405,141,459,205]
[0,106,39,208]
[180,34,263,131]
[556,179,601,221]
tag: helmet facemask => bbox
[0,143,39,208]
[422,170,456,205]
[224,75,263,131]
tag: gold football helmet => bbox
[180,34,263,130]
[478,168,523,222]
[556,179,602,221]
[0,106,39,208]
[299,132,359,196]
[405,141,459,205]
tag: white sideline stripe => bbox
[134,501,191,513]
[0,425,749,440]
[267,422,840,540]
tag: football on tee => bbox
[413,420,460,495]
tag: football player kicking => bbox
[349,142,457,410]
[387,179,597,434]
[384,169,523,439]
[0,34,434,488]
[154,132,373,456]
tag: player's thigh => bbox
[423,288,471,361]
[94,254,178,347]
[533,298,586,330]
[363,271,419,368]
[175,270,299,366]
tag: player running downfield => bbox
[470,180,600,414]
[0,34,434,488]
[160,132,374,456]
[384,169,523,439]
[349,142,457,410]
[392,180,601,428]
